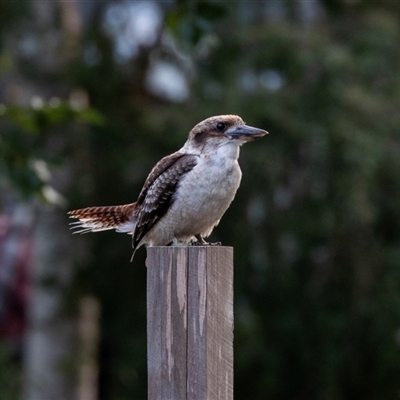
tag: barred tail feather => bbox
[68,203,137,234]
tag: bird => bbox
[68,115,268,260]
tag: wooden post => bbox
[147,246,233,400]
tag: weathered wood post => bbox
[147,246,233,400]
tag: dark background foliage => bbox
[1,1,400,399]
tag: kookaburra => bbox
[68,115,267,260]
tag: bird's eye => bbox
[216,122,226,131]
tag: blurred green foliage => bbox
[0,101,103,199]
[1,0,400,399]
[166,0,227,47]
[0,346,20,400]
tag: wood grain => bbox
[147,246,233,400]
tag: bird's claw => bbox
[191,235,221,246]
[190,241,221,246]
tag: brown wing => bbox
[136,152,184,203]
[132,153,198,250]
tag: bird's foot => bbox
[192,235,221,246]
[171,237,191,247]
[190,240,222,246]
[190,240,206,246]
[168,237,222,247]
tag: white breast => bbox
[144,141,242,245]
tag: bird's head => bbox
[185,115,268,153]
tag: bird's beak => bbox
[226,124,268,141]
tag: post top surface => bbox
[148,245,233,248]
[147,245,233,251]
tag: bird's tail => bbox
[68,203,137,234]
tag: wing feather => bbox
[132,153,198,250]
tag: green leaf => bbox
[74,107,105,125]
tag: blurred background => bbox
[1,0,400,399]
